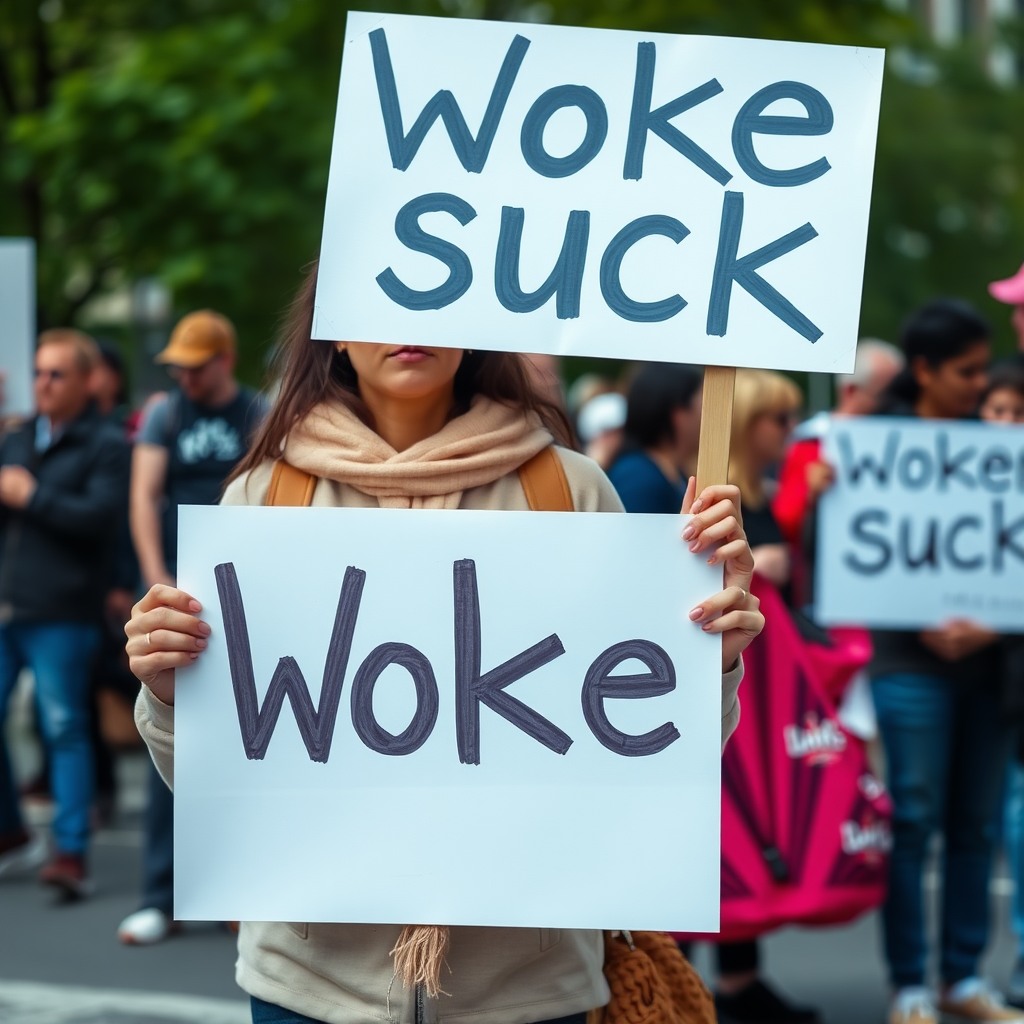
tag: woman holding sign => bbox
[871,301,1022,1024]
[123,263,763,1024]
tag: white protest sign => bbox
[175,505,722,929]
[314,12,883,373]
[0,239,36,418]
[815,417,1024,631]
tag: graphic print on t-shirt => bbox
[176,417,243,464]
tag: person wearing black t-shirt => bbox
[121,310,267,946]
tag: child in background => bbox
[980,366,1024,424]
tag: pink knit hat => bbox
[989,262,1024,305]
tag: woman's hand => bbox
[679,479,764,672]
[751,543,790,588]
[919,620,998,663]
[805,459,835,502]
[125,585,211,706]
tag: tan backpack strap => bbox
[265,460,317,507]
[518,446,574,512]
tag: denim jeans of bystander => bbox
[0,621,101,853]
[872,672,1013,989]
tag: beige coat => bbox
[136,447,743,1024]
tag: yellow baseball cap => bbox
[155,310,236,368]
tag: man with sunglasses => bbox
[0,329,130,896]
[122,309,265,944]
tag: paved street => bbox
[1,685,1020,1024]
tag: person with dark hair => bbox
[608,363,703,514]
[122,260,763,1024]
[876,299,991,419]
[979,365,1024,423]
[870,301,1022,1024]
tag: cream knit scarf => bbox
[283,393,552,997]
[283,394,553,510]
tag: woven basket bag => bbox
[587,932,717,1024]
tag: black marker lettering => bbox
[216,562,365,763]
[453,558,570,765]
[582,640,679,756]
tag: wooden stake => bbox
[695,365,736,493]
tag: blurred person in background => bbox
[976,367,1024,1010]
[988,262,1024,356]
[0,329,130,896]
[608,362,702,513]
[773,339,904,550]
[712,368,820,1024]
[92,340,142,821]
[980,365,1024,424]
[869,301,1020,1024]
[120,309,266,945]
[575,390,626,471]
[772,339,904,609]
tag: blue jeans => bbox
[0,621,100,853]
[141,756,174,915]
[872,672,1013,987]
[250,997,588,1023]
[1004,758,1024,954]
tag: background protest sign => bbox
[313,12,883,373]
[815,417,1024,632]
[0,239,36,419]
[175,505,722,929]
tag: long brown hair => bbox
[232,260,575,483]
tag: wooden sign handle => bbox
[695,365,736,493]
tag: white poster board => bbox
[175,505,723,929]
[816,417,1024,631]
[314,12,884,372]
[0,239,36,418]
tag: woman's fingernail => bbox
[688,541,700,552]
[691,499,703,514]
[702,622,713,631]
[189,652,200,660]
[681,525,695,540]
[189,600,202,612]
[198,621,211,636]
[706,555,716,565]
[689,607,703,621]
[196,638,207,650]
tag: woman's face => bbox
[748,406,796,467]
[339,342,464,403]
[980,386,1024,424]
[913,341,990,419]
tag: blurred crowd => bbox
[1,258,1024,1024]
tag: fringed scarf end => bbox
[390,925,451,1000]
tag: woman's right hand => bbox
[125,585,210,706]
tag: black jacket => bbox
[0,405,130,622]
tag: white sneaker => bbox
[940,978,1024,1022]
[117,907,175,945]
[890,987,939,1024]
[0,831,47,879]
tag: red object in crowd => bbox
[677,576,890,943]
[771,436,822,548]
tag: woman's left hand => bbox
[680,478,764,672]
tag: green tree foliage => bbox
[1,0,1023,384]
[0,0,350,378]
